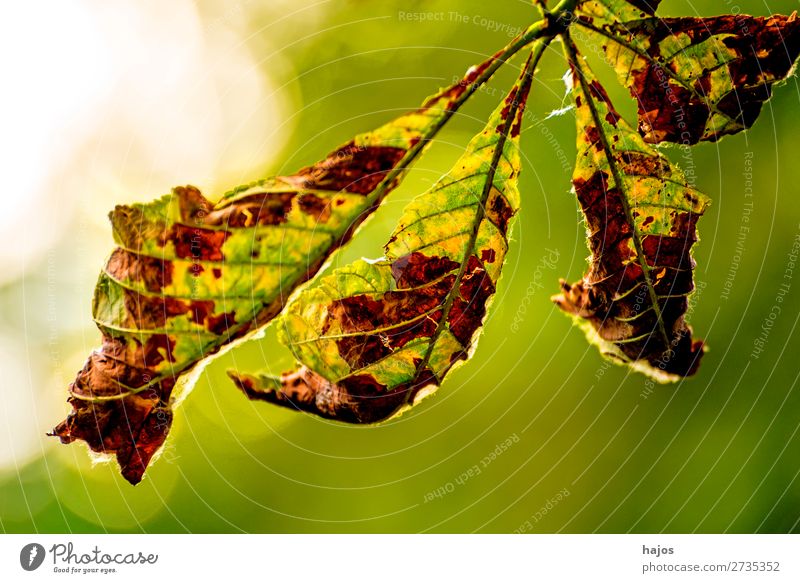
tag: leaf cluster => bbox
[52,0,800,483]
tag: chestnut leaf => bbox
[229,49,542,423]
[554,39,709,381]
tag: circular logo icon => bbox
[19,543,46,571]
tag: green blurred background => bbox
[2,0,800,533]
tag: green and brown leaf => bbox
[50,49,513,484]
[575,4,800,143]
[229,48,542,423]
[575,0,661,25]
[553,41,709,381]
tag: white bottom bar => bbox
[1,534,797,582]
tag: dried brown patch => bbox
[296,142,406,195]
[556,161,705,377]
[623,13,800,143]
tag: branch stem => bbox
[374,0,578,202]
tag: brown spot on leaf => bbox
[584,125,602,150]
[187,300,237,336]
[621,13,800,143]
[296,142,407,195]
[390,252,459,287]
[207,192,295,227]
[499,86,519,134]
[486,187,515,234]
[509,53,534,138]
[307,252,462,369]
[107,248,173,293]
[324,249,501,373]
[618,151,669,178]
[122,290,187,329]
[298,193,332,222]
[449,255,495,346]
[329,273,453,369]
[187,300,214,325]
[142,334,177,368]
[170,224,229,261]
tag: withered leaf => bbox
[553,40,709,381]
[51,48,516,484]
[575,5,800,143]
[229,47,543,423]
